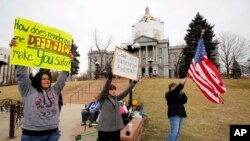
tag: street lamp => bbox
[94,61,100,79]
[122,42,140,108]
[148,58,153,78]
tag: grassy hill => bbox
[132,78,250,141]
[0,78,249,141]
[0,81,93,101]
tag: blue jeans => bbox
[81,110,96,124]
[21,129,61,141]
[167,116,184,141]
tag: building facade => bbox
[88,7,184,79]
[87,50,113,79]
[0,47,16,85]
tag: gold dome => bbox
[140,6,156,22]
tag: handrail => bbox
[69,84,102,104]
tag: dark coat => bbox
[165,83,188,118]
[97,78,135,132]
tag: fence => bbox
[0,99,23,139]
[69,83,102,104]
[69,78,129,104]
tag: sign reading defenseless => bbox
[112,47,139,80]
[10,17,72,71]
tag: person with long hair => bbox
[10,38,73,141]
[97,69,137,141]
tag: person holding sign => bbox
[97,65,137,141]
[165,78,188,141]
[10,38,73,141]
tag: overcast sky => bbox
[1,0,250,73]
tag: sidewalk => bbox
[59,104,83,141]
[0,104,83,141]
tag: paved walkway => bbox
[0,104,83,141]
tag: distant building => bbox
[0,47,8,65]
[88,7,184,79]
[0,47,16,85]
[87,49,113,79]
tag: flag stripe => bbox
[188,68,222,104]
[188,61,214,93]
[188,62,221,103]
[203,57,226,92]
[199,60,225,93]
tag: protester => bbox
[10,38,73,141]
[97,67,137,141]
[81,97,100,127]
[119,100,130,125]
[119,100,128,115]
[165,78,188,141]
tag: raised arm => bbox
[97,66,114,102]
[166,78,187,99]
[15,66,33,97]
[51,53,74,95]
[98,77,112,102]
[10,38,33,96]
[117,80,137,101]
[51,71,69,95]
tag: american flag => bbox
[187,39,226,104]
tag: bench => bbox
[120,118,144,141]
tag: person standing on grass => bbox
[97,65,137,141]
[10,38,74,141]
[165,78,188,141]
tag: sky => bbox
[1,0,250,73]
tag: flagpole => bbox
[185,29,206,78]
[200,29,205,38]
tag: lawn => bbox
[132,78,250,141]
[0,81,93,101]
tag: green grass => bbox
[133,78,250,141]
[1,78,249,141]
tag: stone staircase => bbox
[62,78,130,104]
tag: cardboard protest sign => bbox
[10,17,72,71]
[112,47,139,80]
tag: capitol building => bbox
[88,7,184,79]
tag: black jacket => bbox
[165,83,188,118]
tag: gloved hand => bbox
[103,70,113,79]
[132,80,138,84]
[107,71,113,79]
[102,61,113,78]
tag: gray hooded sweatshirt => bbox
[16,66,68,131]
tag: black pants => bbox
[98,130,121,141]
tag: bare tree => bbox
[93,29,113,72]
[218,32,247,78]
[174,51,183,78]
